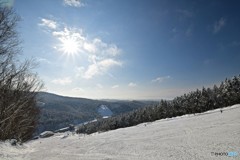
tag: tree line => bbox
[76,75,240,134]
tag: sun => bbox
[60,37,80,56]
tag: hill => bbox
[76,75,240,134]
[1,104,239,160]
[36,92,156,133]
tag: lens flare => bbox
[59,37,80,56]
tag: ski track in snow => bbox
[0,104,240,160]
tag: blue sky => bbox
[8,0,240,99]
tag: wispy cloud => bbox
[213,17,226,34]
[36,57,52,64]
[72,87,84,92]
[63,0,85,7]
[39,17,122,80]
[152,76,170,83]
[99,59,122,68]
[111,85,119,89]
[52,28,122,79]
[128,82,137,87]
[106,44,121,56]
[83,59,122,79]
[39,18,57,29]
[51,77,72,85]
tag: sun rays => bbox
[59,37,80,56]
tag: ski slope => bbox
[0,104,240,160]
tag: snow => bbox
[98,105,113,117]
[39,131,54,138]
[1,104,240,160]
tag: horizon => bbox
[38,91,162,101]
[10,0,240,99]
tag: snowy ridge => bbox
[0,104,240,160]
[149,104,240,124]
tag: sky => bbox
[4,0,240,100]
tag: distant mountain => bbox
[36,92,157,134]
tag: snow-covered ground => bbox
[1,104,240,160]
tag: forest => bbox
[77,75,240,134]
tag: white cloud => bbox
[40,18,122,79]
[52,28,85,45]
[83,42,97,53]
[53,28,85,40]
[81,38,122,57]
[106,45,121,56]
[213,17,226,34]
[51,27,122,59]
[36,57,51,64]
[152,76,170,83]
[98,59,122,68]
[111,85,119,89]
[63,0,84,7]
[51,77,72,85]
[83,59,122,79]
[39,18,57,29]
[128,82,137,87]
[83,64,99,79]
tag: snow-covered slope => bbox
[1,104,240,160]
[97,104,113,118]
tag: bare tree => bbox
[0,6,43,142]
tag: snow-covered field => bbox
[1,104,240,160]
